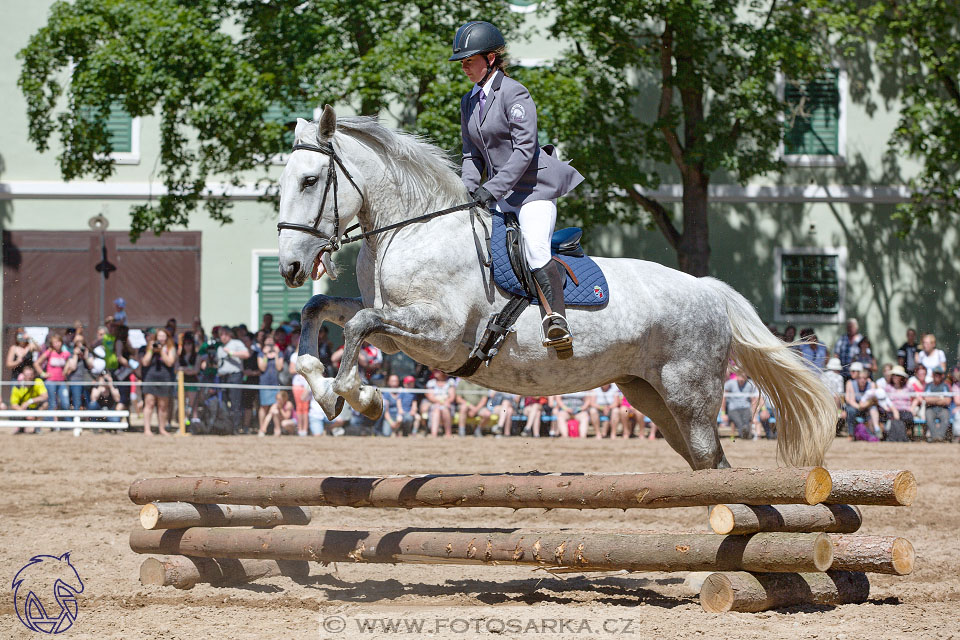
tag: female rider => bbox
[450,21,584,349]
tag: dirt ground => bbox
[1,432,957,640]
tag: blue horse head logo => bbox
[12,553,84,634]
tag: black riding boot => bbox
[532,262,572,350]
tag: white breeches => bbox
[497,198,557,270]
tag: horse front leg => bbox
[297,294,365,419]
[333,306,460,420]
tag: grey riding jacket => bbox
[460,71,584,208]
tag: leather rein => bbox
[276,140,479,250]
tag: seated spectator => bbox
[918,333,946,384]
[853,336,877,375]
[63,336,96,410]
[456,389,502,437]
[875,363,894,392]
[34,332,71,418]
[521,396,547,437]
[618,394,646,439]
[844,363,879,440]
[426,369,456,437]
[400,375,422,434]
[260,389,296,436]
[821,358,845,407]
[897,328,919,376]
[797,328,828,369]
[10,372,49,434]
[383,374,407,437]
[884,366,913,442]
[723,372,758,440]
[907,364,927,395]
[88,371,125,423]
[553,392,590,438]
[590,384,620,438]
[923,366,951,442]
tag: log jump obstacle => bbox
[128,467,916,612]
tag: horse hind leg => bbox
[619,377,731,471]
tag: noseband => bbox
[276,140,365,251]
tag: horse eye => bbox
[301,175,320,190]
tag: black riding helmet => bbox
[448,21,505,61]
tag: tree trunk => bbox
[128,467,832,510]
[677,169,710,277]
[130,528,833,574]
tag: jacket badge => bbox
[509,103,526,123]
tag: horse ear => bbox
[294,118,311,143]
[319,104,337,138]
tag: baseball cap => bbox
[402,375,415,384]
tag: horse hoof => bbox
[361,389,383,420]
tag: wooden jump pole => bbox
[825,470,916,506]
[176,370,187,436]
[139,503,312,530]
[128,467,833,509]
[710,504,862,535]
[700,571,870,613]
[129,528,834,573]
[829,534,915,575]
[139,556,309,589]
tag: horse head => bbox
[278,105,365,287]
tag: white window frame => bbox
[777,68,847,168]
[250,249,322,328]
[108,116,141,165]
[773,246,847,325]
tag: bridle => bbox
[276,137,481,251]
[275,140,365,251]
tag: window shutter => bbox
[780,254,840,315]
[258,256,313,323]
[784,70,840,156]
[266,102,314,148]
[105,103,133,153]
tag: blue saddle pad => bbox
[489,211,609,307]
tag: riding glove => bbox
[471,186,497,210]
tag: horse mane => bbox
[295,117,469,211]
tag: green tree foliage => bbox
[537,1,832,275]
[818,0,960,233]
[17,0,522,239]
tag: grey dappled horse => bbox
[277,106,835,469]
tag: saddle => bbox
[503,212,582,297]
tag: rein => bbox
[276,139,480,250]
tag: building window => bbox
[773,247,847,324]
[782,69,845,166]
[81,101,140,164]
[267,101,316,162]
[255,254,315,327]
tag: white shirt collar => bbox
[470,70,500,98]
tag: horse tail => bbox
[700,277,834,467]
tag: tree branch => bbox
[658,22,687,174]
[626,186,681,250]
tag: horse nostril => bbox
[286,262,301,279]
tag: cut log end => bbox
[709,505,736,535]
[804,467,833,505]
[139,504,161,530]
[812,533,834,572]
[892,471,917,506]
[701,571,870,613]
[139,557,194,589]
[700,572,738,613]
[892,538,916,575]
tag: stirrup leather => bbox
[540,313,572,348]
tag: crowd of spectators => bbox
[4,303,960,444]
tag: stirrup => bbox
[540,313,573,348]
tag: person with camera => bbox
[6,328,39,379]
[257,334,285,436]
[88,370,124,424]
[142,328,177,436]
[217,326,250,433]
[63,336,97,410]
